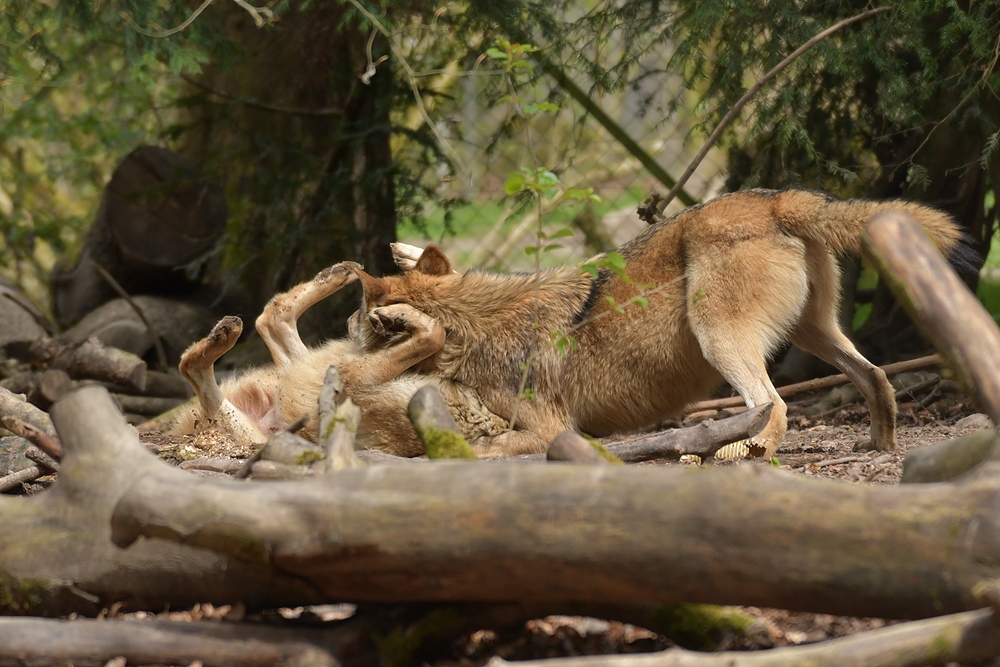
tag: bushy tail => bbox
[772,189,963,256]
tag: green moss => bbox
[652,603,755,650]
[926,634,954,661]
[376,608,460,667]
[586,438,623,464]
[295,449,324,466]
[418,425,477,460]
[0,571,48,613]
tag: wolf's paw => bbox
[206,316,243,350]
[315,261,362,285]
[715,437,772,461]
[853,436,896,453]
[391,242,423,271]
[368,307,408,337]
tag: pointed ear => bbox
[414,243,453,276]
[357,269,388,305]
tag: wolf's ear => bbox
[414,243,452,276]
[357,269,388,304]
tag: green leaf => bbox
[504,172,527,195]
[549,228,576,240]
[486,47,508,60]
[630,295,649,309]
[524,245,538,256]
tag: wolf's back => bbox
[771,189,962,255]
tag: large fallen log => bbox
[55,378,983,619]
[861,211,1000,425]
[0,391,325,615]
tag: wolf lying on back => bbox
[171,248,507,456]
[357,189,963,458]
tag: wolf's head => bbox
[357,243,457,312]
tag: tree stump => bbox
[51,146,227,328]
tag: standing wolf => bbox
[358,189,963,457]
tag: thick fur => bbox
[358,188,962,457]
[171,258,508,457]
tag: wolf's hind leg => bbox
[789,245,896,451]
[695,335,788,459]
[256,261,361,368]
[178,316,267,442]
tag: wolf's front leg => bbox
[256,261,362,369]
[340,304,446,388]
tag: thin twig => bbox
[651,6,892,219]
[92,262,168,371]
[815,455,867,468]
[344,0,470,178]
[119,0,274,38]
[119,0,216,38]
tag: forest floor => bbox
[98,368,999,666]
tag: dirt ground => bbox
[113,370,1000,666]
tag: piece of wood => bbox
[407,385,477,460]
[902,430,997,484]
[484,607,1000,667]
[29,336,147,392]
[683,356,940,413]
[0,617,340,667]
[262,430,325,467]
[0,416,63,461]
[0,464,45,493]
[318,367,363,471]
[547,431,610,464]
[35,368,76,409]
[862,213,1000,425]
[0,385,326,615]
[111,394,186,417]
[25,446,59,473]
[91,371,999,619]
[178,458,244,475]
[0,386,58,442]
[605,404,772,462]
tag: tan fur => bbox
[172,256,508,457]
[359,189,963,457]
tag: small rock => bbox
[955,413,993,431]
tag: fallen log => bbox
[605,404,772,462]
[29,336,147,393]
[0,388,326,615]
[862,212,1000,425]
[0,617,341,667]
[485,607,1000,667]
[60,379,983,619]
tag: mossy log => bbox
[0,388,324,615]
[862,212,1000,424]
[43,376,981,620]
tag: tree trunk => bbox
[181,2,397,340]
